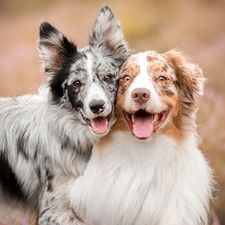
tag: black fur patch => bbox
[39,22,58,39]
[50,51,85,104]
[39,22,83,104]
[47,174,54,192]
[37,167,41,181]
[67,84,84,109]
[0,153,27,201]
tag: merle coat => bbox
[0,6,130,224]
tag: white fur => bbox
[71,131,212,225]
[86,53,93,80]
[84,83,112,117]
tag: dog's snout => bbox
[89,100,105,114]
[132,88,150,103]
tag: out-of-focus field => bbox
[0,0,224,224]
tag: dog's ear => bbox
[165,50,205,104]
[89,6,130,65]
[38,22,77,75]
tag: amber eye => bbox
[157,76,167,82]
[73,80,81,87]
[123,75,131,82]
[104,75,111,82]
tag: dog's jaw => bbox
[81,112,112,135]
[123,109,169,139]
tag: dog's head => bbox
[117,50,204,141]
[38,6,130,136]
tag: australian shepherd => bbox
[71,50,214,225]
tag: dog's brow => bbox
[148,63,163,73]
[120,61,139,75]
[162,63,169,72]
[71,67,86,73]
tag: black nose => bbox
[132,88,150,104]
[89,100,105,114]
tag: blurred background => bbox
[0,0,224,224]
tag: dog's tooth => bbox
[132,114,135,123]
[153,114,159,124]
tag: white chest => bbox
[71,132,212,225]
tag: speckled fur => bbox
[0,6,130,225]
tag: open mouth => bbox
[124,109,169,139]
[82,112,112,134]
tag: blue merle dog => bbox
[0,6,130,224]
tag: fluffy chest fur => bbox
[71,131,212,225]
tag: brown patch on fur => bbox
[148,63,162,74]
[160,49,204,141]
[148,50,202,141]
[162,63,169,73]
[146,55,159,62]
[154,86,186,141]
[161,98,185,141]
[165,50,204,104]
[118,56,140,108]
[116,79,131,111]
[120,55,140,79]
[163,89,175,97]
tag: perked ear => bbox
[165,50,205,103]
[38,22,77,75]
[89,6,130,65]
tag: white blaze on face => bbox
[86,53,93,80]
[124,52,162,113]
[84,53,112,118]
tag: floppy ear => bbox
[89,6,130,65]
[165,50,205,105]
[38,22,77,75]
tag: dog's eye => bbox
[157,76,167,82]
[104,75,111,82]
[73,80,81,87]
[123,75,131,82]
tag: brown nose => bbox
[132,88,150,103]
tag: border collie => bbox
[71,50,214,225]
[0,6,130,224]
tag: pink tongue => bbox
[91,117,109,134]
[133,112,154,139]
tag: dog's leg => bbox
[38,174,85,225]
